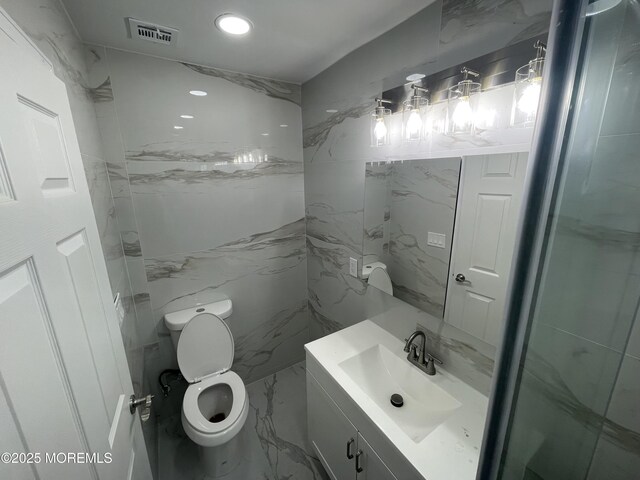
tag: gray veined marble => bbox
[233,300,309,381]
[128,159,303,187]
[145,218,306,284]
[440,0,552,48]
[249,363,329,480]
[126,148,237,164]
[156,362,328,480]
[302,101,372,149]
[182,62,301,105]
[308,302,343,340]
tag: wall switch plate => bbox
[427,232,446,249]
[114,293,125,329]
[349,257,358,277]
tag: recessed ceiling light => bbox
[180,114,194,119]
[215,14,252,36]
[261,133,269,136]
[280,124,288,128]
[326,109,338,113]
[406,73,426,82]
[189,90,207,96]
[174,125,184,130]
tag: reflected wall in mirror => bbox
[363,157,462,318]
[363,153,529,347]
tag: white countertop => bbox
[305,320,489,480]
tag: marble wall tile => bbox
[439,0,552,68]
[301,0,547,395]
[385,158,460,317]
[88,44,308,418]
[144,218,308,385]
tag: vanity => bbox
[305,320,488,480]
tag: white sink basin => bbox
[339,344,461,443]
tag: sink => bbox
[339,344,461,443]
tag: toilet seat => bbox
[182,371,248,446]
[177,311,248,447]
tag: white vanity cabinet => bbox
[307,372,397,480]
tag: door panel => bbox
[0,260,94,479]
[0,10,151,480]
[448,153,528,346]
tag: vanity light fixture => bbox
[371,98,392,147]
[403,85,429,142]
[215,14,252,36]
[446,67,481,135]
[512,40,546,127]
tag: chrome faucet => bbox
[404,330,443,376]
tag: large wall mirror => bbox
[362,152,529,346]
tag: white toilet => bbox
[362,261,393,295]
[164,299,248,477]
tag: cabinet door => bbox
[307,373,358,480]
[356,433,398,480]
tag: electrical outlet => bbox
[349,257,358,277]
[114,293,125,329]
[427,232,446,249]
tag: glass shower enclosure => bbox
[479,0,640,479]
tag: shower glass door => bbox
[495,0,640,479]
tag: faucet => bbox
[404,330,443,376]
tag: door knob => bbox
[455,273,466,283]
[129,394,154,422]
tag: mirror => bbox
[363,157,461,318]
[363,153,529,346]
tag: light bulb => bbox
[452,97,473,129]
[517,78,542,116]
[406,110,423,139]
[374,118,388,141]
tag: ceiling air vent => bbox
[127,18,178,46]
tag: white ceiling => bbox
[60,0,434,84]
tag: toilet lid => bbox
[177,313,234,383]
[368,266,393,295]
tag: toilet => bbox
[164,299,248,477]
[362,261,393,295]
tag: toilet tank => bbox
[164,299,233,349]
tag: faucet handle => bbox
[426,353,443,365]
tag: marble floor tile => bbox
[157,362,328,480]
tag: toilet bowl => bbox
[164,300,248,477]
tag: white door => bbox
[447,152,528,346]
[0,12,152,480]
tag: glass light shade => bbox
[402,96,428,142]
[446,81,480,135]
[511,57,544,126]
[371,108,391,146]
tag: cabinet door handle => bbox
[346,438,355,459]
[355,449,364,473]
